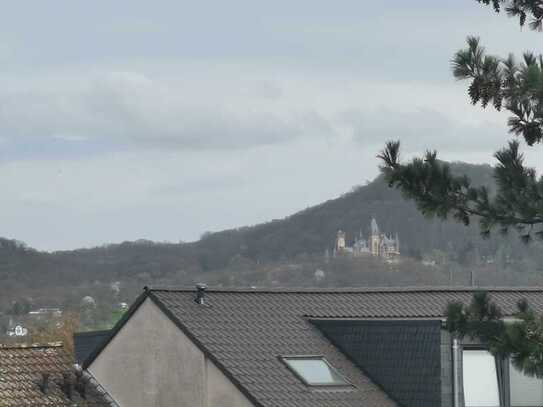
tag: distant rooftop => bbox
[0,342,114,406]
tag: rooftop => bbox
[0,342,113,406]
[85,286,543,407]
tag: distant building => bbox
[334,217,400,260]
[28,307,62,317]
[353,230,370,255]
[81,296,97,308]
[117,302,129,311]
[6,323,28,337]
[335,230,346,252]
[314,269,326,282]
[4,316,28,338]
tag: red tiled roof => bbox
[0,342,112,406]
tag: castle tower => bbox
[335,230,346,252]
[370,217,379,235]
[370,217,380,256]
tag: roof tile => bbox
[93,287,543,407]
[0,343,112,407]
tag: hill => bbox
[1,161,543,320]
[192,161,499,265]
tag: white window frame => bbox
[462,348,501,407]
[279,355,352,387]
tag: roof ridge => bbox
[0,341,63,349]
[74,329,111,337]
[146,285,543,294]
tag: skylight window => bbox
[281,356,349,386]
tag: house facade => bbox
[86,296,253,407]
[83,286,543,407]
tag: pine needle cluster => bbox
[446,292,543,377]
[378,1,543,242]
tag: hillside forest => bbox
[1,161,542,339]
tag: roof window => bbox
[281,356,350,386]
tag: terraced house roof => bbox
[0,342,113,407]
[84,286,543,407]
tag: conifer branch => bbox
[446,292,543,377]
[378,141,543,241]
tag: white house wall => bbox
[88,297,254,407]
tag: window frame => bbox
[461,345,502,407]
[460,343,543,407]
[509,358,543,407]
[279,355,353,387]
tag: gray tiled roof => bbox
[0,342,112,407]
[142,286,543,407]
[315,319,442,407]
[74,330,110,365]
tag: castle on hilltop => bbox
[333,217,400,260]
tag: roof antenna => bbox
[195,283,208,305]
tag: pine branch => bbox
[378,141,543,241]
[446,292,543,378]
[476,0,543,31]
[418,1,543,376]
[452,37,543,146]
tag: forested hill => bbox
[1,161,541,308]
[192,161,498,265]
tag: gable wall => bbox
[88,297,254,407]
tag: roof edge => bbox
[74,329,111,338]
[307,316,446,321]
[83,368,121,407]
[82,289,150,369]
[145,285,543,294]
[0,341,63,350]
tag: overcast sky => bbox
[1,1,542,251]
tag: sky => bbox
[1,0,542,251]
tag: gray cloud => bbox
[0,72,331,151]
[341,107,509,154]
[1,0,542,250]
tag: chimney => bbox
[39,373,50,394]
[74,369,87,399]
[61,372,73,400]
[195,283,207,305]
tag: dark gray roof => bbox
[85,286,543,407]
[74,330,110,365]
[314,319,442,407]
